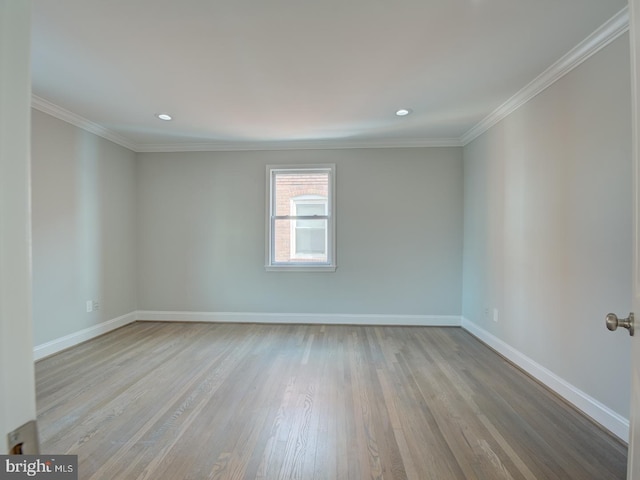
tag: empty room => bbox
[2,0,640,479]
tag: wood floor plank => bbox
[36,322,627,480]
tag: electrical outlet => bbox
[86,300,93,313]
[93,301,100,311]
[493,308,499,323]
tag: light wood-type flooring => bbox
[36,322,627,479]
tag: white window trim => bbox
[265,164,336,272]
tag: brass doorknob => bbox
[605,312,634,336]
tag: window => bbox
[266,165,336,271]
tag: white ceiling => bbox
[31,0,628,152]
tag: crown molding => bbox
[31,95,138,151]
[460,6,629,146]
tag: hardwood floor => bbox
[36,322,627,479]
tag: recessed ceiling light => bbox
[156,113,173,121]
[395,108,412,116]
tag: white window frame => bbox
[265,164,336,272]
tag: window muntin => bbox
[266,165,336,271]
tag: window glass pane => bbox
[296,203,326,216]
[295,219,326,256]
[273,171,329,216]
[273,218,328,263]
[273,218,293,263]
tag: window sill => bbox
[265,264,337,272]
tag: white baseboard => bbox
[461,317,629,442]
[31,311,459,361]
[136,310,462,327]
[33,312,137,361]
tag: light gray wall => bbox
[462,35,632,417]
[137,147,464,315]
[31,110,137,346]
